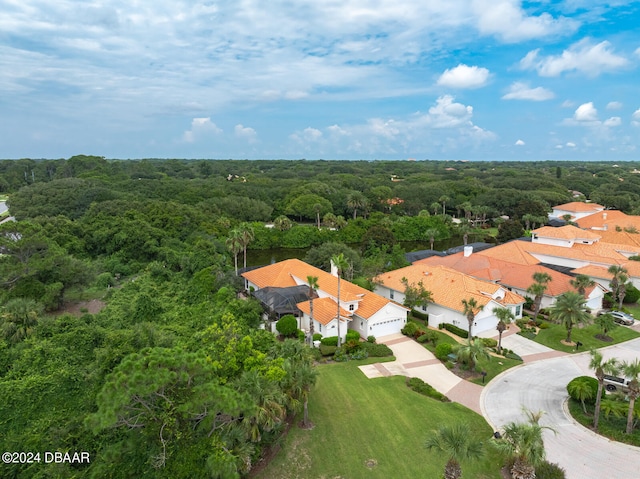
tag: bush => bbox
[515,318,528,329]
[333,347,348,362]
[96,272,114,288]
[344,339,360,353]
[297,329,305,341]
[401,322,419,337]
[367,335,376,343]
[320,336,339,346]
[319,344,337,356]
[518,331,536,340]
[538,321,550,329]
[412,310,429,322]
[406,377,449,402]
[624,283,640,304]
[416,333,430,343]
[505,352,523,361]
[349,349,369,360]
[435,343,453,361]
[566,376,598,404]
[535,461,566,479]
[313,333,322,341]
[360,342,393,357]
[276,314,298,337]
[442,323,468,339]
[481,337,497,348]
[346,330,361,342]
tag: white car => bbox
[609,311,635,326]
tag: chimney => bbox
[330,260,338,277]
[464,246,473,257]
[603,212,607,220]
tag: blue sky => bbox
[1,1,639,161]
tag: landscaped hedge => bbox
[435,343,452,361]
[401,322,419,337]
[320,336,339,346]
[360,342,393,357]
[480,337,497,348]
[346,330,361,342]
[406,377,449,402]
[535,461,567,479]
[411,310,429,322]
[504,351,523,361]
[319,344,337,356]
[439,323,468,339]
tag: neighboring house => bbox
[241,259,409,342]
[549,201,604,221]
[478,225,640,289]
[415,245,606,312]
[373,264,525,335]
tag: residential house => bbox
[241,259,409,342]
[549,201,604,221]
[373,264,525,335]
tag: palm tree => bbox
[521,214,535,231]
[425,423,484,479]
[568,378,595,414]
[331,253,350,347]
[492,410,554,479]
[455,338,491,372]
[549,291,591,343]
[461,297,482,338]
[225,229,243,275]
[458,221,471,246]
[493,307,515,355]
[430,202,441,216]
[621,358,640,434]
[424,227,440,251]
[238,223,255,270]
[607,265,628,309]
[273,215,293,231]
[526,272,552,321]
[570,274,596,297]
[0,298,42,344]
[306,275,319,347]
[589,349,620,431]
[346,191,368,219]
[439,195,450,216]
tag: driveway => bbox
[482,338,640,479]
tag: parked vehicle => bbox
[609,311,635,326]
[603,374,631,393]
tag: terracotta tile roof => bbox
[242,258,401,320]
[297,297,351,325]
[575,210,630,229]
[473,241,541,265]
[596,230,640,248]
[553,202,604,213]
[374,264,524,314]
[571,264,613,281]
[532,225,601,241]
[418,251,590,297]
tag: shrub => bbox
[481,337,497,348]
[333,347,348,362]
[367,335,376,343]
[319,344,337,356]
[417,333,430,343]
[624,283,640,304]
[276,314,298,337]
[435,343,453,361]
[535,461,566,479]
[346,330,361,342]
[505,352,523,361]
[442,323,468,339]
[538,321,550,329]
[360,342,393,357]
[401,322,419,337]
[96,272,114,288]
[412,310,429,322]
[344,339,360,353]
[320,336,339,346]
[297,329,305,341]
[313,333,322,341]
[349,349,369,360]
[518,331,536,340]
[515,318,528,329]
[406,377,449,402]
[566,376,598,404]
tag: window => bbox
[360,320,363,327]
[421,304,427,311]
[390,290,395,300]
[515,305,522,316]
[349,304,354,311]
[319,324,322,333]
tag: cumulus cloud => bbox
[561,100,575,108]
[471,0,578,42]
[520,39,629,77]
[603,117,621,127]
[182,117,222,142]
[502,82,554,101]
[574,102,598,122]
[632,109,640,127]
[234,124,257,143]
[606,101,623,110]
[566,142,576,147]
[437,64,490,89]
[515,139,525,146]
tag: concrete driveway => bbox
[482,338,640,479]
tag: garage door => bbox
[370,317,405,337]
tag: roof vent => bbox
[464,246,473,257]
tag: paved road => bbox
[482,338,640,479]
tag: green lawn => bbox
[531,322,640,353]
[254,359,504,479]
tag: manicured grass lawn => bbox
[531,322,640,353]
[469,355,523,386]
[567,399,640,447]
[254,359,504,479]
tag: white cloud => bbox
[574,102,598,122]
[426,95,474,128]
[502,82,554,101]
[603,116,621,127]
[606,101,623,110]
[566,142,576,148]
[471,0,578,42]
[234,124,257,143]
[437,64,490,89]
[520,39,629,77]
[515,139,525,146]
[182,117,222,142]
[561,100,575,108]
[635,47,640,57]
[632,109,640,127]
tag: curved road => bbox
[482,338,640,479]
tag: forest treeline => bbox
[1,156,640,478]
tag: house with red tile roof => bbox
[373,264,525,335]
[550,202,604,221]
[242,259,409,341]
[415,247,605,312]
